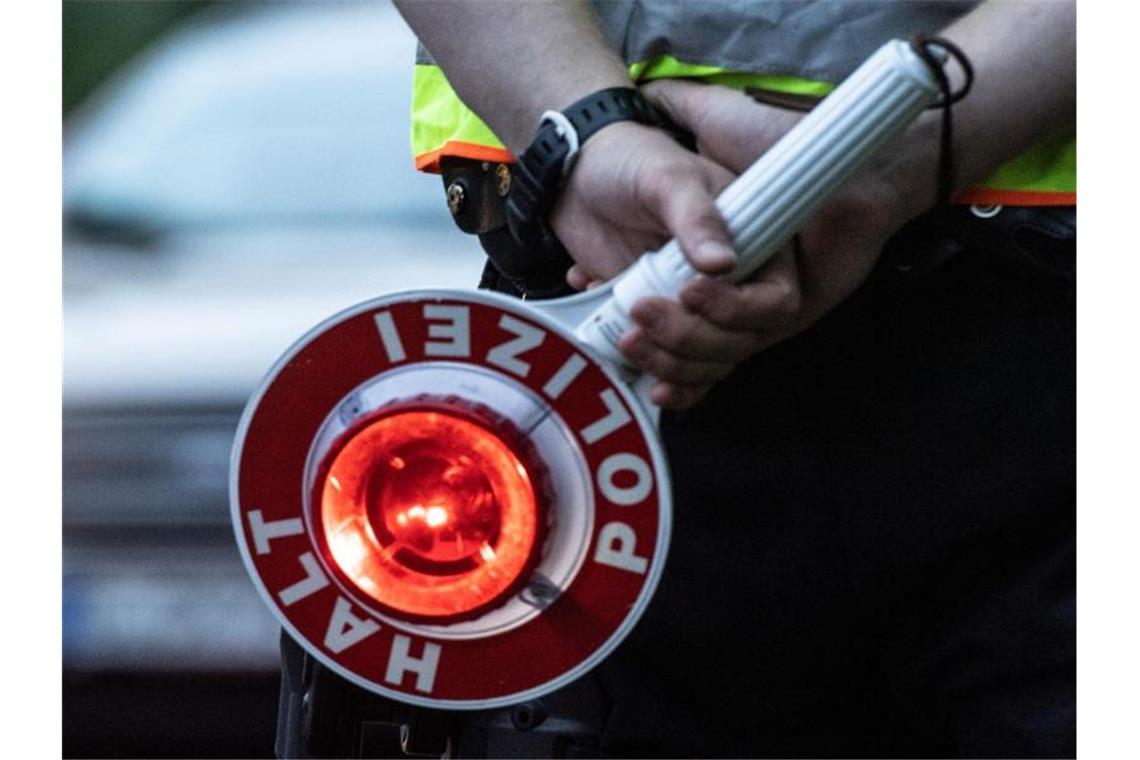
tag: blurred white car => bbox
[62,0,483,690]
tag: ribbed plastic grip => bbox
[577,39,942,366]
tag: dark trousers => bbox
[539,206,1075,758]
[276,205,1075,759]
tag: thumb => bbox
[643,157,738,275]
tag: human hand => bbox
[619,79,937,409]
[549,120,739,288]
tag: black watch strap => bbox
[504,87,660,276]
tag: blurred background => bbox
[62,2,484,756]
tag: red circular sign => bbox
[231,290,670,709]
[314,405,546,623]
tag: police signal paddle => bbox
[231,40,948,709]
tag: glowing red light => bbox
[316,408,542,620]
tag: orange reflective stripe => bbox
[954,188,1076,207]
[414,141,515,173]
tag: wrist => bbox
[504,87,661,266]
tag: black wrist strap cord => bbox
[748,36,974,210]
[909,35,975,207]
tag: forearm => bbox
[946,0,1075,190]
[883,0,1076,218]
[393,0,630,154]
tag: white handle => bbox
[576,39,942,365]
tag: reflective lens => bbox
[317,409,541,620]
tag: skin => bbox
[395,0,1075,409]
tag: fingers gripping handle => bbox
[576,40,944,365]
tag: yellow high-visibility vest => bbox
[411,1,1074,207]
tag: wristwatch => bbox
[504,87,661,286]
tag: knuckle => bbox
[739,279,800,326]
[668,318,704,353]
[656,353,686,380]
[642,309,674,338]
[705,296,740,326]
[728,296,762,326]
